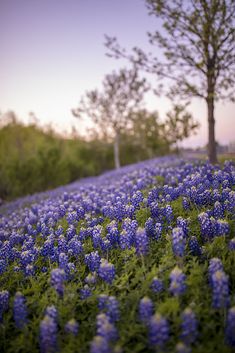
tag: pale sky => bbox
[0,0,234,147]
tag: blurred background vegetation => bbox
[0,110,173,201]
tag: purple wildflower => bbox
[180,308,198,345]
[90,336,109,353]
[148,313,169,347]
[135,228,149,256]
[169,267,186,296]
[50,268,66,297]
[98,259,115,284]
[0,290,9,322]
[225,307,235,347]
[151,277,164,294]
[96,313,118,341]
[172,227,186,257]
[65,319,79,336]
[39,315,58,353]
[211,270,230,309]
[85,251,101,272]
[139,297,154,324]
[13,292,28,329]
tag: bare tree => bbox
[72,68,149,169]
[105,0,235,163]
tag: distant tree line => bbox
[0,106,197,200]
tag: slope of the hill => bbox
[0,157,235,353]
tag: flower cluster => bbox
[13,292,28,329]
[169,267,187,296]
[172,227,186,257]
[98,259,116,284]
[148,313,169,348]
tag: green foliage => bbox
[0,121,113,200]
[0,118,172,200]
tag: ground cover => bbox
[0,157,235,353]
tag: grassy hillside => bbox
[0,122,113,200]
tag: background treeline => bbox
[0,112,171,200]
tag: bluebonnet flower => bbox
[147,187,159,206]
[135,228,149,256]
[80,285,92,299]
[155,223,162,240]
[98,294,109,311]
[122,218,138,242]
[0,290,9,322]
[124,204,135,218]
[188,236,202,256]
[182,197,190,210]
[0,259,7,274]
[58,235,67,254]
[77,206,85,220]
[50,268,66,297]
[98,259,115,284]
[68,236,83,257]
[85,251,101,272]
[148,313,169,347]
[227,190,235,213]
[149,202,160,219]
[131,190,143,209]
[180,308,198,345]
[66,225,76,240]
[106,221,119,246]
[145,218,155,238]
[151,277,164,294]
[25,264,35,276]
[58,252,68,271]
[85,273,97,285]
[225,307,235,347]
[39,315,58,353]
[98,295,120,323]
[165,204,174,223]
[216,220,230,236]
[119,230,132,250]
[66,210,78,224]
[208,258,223,286]
[198,212,216,241]
[105,296,120,323]
[100,238,112,252]
[45,305,58,321]
[55,225,63,237]
[41,237,55,257]
[96,313,118,341]
[177,217,189,237]
[90,335,109,353]
[113,201,125,221]
[139,297,154,324]
[169,267,186,296]
[211,270,230,309]
[172,227,186,257]
[20,250,34,266]
[13,292,28,329]
[65,319,79,335]
[213,201,224,219]
[92,225,103,249]
[229,238,235,250]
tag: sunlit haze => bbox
[1,0,234,147]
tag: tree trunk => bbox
[207,96,217,164]
[114,131,120,169]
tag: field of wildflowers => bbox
[0,157,235,353]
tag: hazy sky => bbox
[1,0,234,147]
